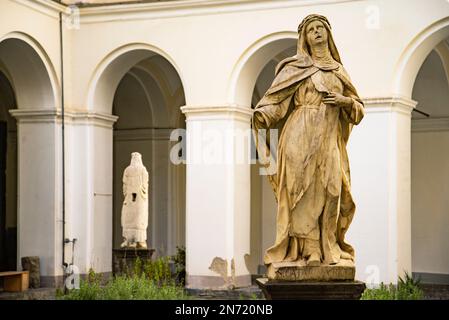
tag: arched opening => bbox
[230,34,297,275]
[411,39,449,284]
[0,70,17,272]
[105,50,186,257]
[0,35,57,280]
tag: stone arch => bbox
[0,32,59,109]
[393,16,449,98]
[86,43,185,115]
[97,43,187,256]
[227,31,297,107]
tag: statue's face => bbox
[305,20,328,47]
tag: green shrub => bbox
[143,256,172,285]
[58,263,189,300]
[99,275,188,300]
[361,272,424,300]
[172,246,186,286]
[361,283,396,300]
[396,272,423,300]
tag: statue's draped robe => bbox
[121,162,149,243]
[253,59,364,265]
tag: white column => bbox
[346,96,416,284]
[10,109,63,287]
[10,109,118,284]
[65,111,117,277]
[181,105,253,289]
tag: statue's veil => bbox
[275,14,342,75]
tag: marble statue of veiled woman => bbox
[253,14,364,269]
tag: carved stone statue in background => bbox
[253,14,365,280]
[121,152,149,249]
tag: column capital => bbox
[180,105,253,123]
[9,109,118,128]
[362,96,417,116]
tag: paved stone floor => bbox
[0,287,56,300]
[187,285,264,300]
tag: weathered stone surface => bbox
[267,259,355,281]
[120,152,149,249]
[21,256,40,288]
[252,14,364,275]
[256,278,366,300]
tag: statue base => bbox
[267,259,355,281]
[256,278,366,300]
[112,248,155,277]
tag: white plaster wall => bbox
[65,122,89,272]
[64,119,116,275]
[249,163,262,274]
[410,46,449,276]
[345,110,389,281]
[411,131,449,275]
[345,102,414,284]
[16,121,63,277]
[66,0,449,109]
[92,125,114,272]
[184,113,251,279]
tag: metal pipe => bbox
[413,108,430,118]
[59,12,67,272]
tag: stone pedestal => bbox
[267,260,355,281]
[112,248,155,277]
[256,278,366,300]
[21,256,40,288]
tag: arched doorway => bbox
[0,70,17,272]
[411,40,449,284]
[112,55,186,256]
[91,47,187,257]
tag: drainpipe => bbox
[59,11,67,275]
